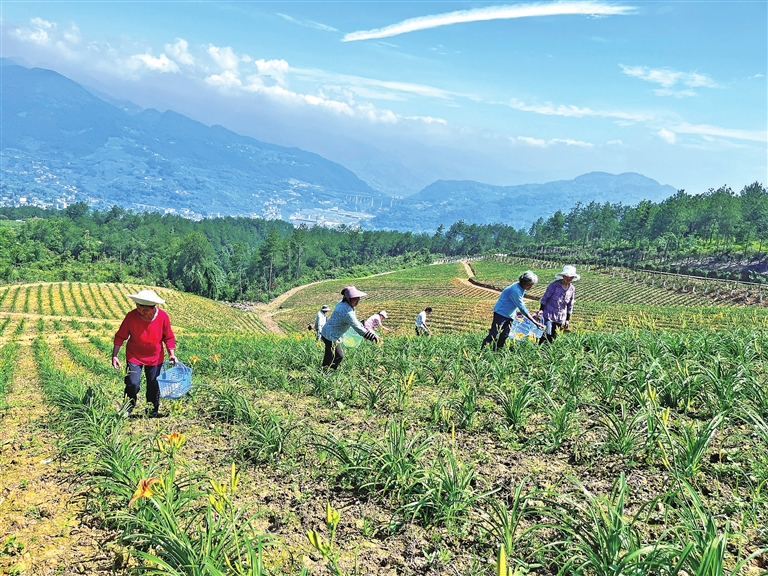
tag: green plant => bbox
[658,412,722,480]
[542,394,579,452]
[543,474,676,576]
[402,451,479,528]
[596,403,648,458]
[669,481,767,576]
[494,381,535,431]
[480,479,543,570]
[236,409,300,464]
[307,503,347,576]
[395,371,415,411]
[451,381,478,429]
[358,379,389,412]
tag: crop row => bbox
[276,293,768,337]
[0,341,19,414]
[0,282,131,320]
[172,330,768,571]
[52,320,768,573]
[0,282,268,335]
[279,263,467,309]
[476,257,765,307]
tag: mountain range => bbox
[1,60,677,231]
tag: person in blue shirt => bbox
[320,286,380,369]
[481,270,544,351]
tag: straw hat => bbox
[128,289,166,306]
[555,265,580,281]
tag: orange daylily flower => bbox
[189,356,200,365]
[129,477,162,507]
[160,432,187,450]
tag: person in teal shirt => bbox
[481,270,544,351]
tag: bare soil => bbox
[0,332,116,574]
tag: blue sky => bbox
[2,1,766,195]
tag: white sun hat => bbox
[128,289,166,306]
[341,285,368,299]
[379,310,388,318]
[555,265,580,281]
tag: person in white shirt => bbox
[314,305,330,340]
[364,310,391,335]
[320,287,380,369]
[415,307,432,336]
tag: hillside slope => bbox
[0,282,266,335]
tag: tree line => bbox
[1,182,765,300]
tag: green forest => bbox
[1,182,766,301]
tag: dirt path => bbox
[252,270,400,335]
[455,277,500,296]
[249,281,327,335]
[0,327,113,573]
[460,259,474,278]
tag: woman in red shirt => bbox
[112,290,177,417]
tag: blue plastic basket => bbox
[158,361,192,399]
[510,317,544,342]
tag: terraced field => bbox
[0,282,268,334]
[2,266,768,574]
[1,309,766,574]
[276,261,768,335]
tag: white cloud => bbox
[292,67,459,100]
[254,58,290,86]
[551,138,593,147]
[658,128,677,144]
[672,122,766,143]
[653,88,698,98]
[165,39,195,66]
[13,18,81,49]
[405,115,447,125]
[63,25,81,45]
[516,136,547,147]
[208,45,244,73]
[343,2,635,41]
[206,70,241,88]
[278,13,338,32]
[620,64,718,94]
[128,53,180,73]
[514,136,593,148]
[607,139,623,146]
[507,98,650,122]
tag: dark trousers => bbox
[125,362,162,407]
[321,337,344,370]
[415,327,428,336]
[481,312,513,351]
[539,322,564,345]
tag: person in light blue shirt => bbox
[321,286,380,369]
[481,270,544,351]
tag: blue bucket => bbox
[158,361,192,399]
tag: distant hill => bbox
[369,172,677,232]
[0,61,386,224]
[1,61,678,231]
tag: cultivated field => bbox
[0,282,268,334]
[1,265,767,574]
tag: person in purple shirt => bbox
[538,265,578,344]
[481,270,544,351]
